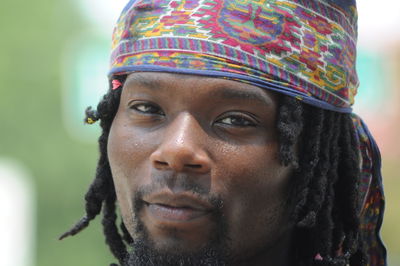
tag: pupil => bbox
[233,117,245,125]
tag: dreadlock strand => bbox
[59,131,112,240]
[337,116,362,259]
[325,114,342,257]
[312,112,338,259]
[121,221,134,245]
[294,109,333,264]
[294,106,324,228]
[60,76,124,243]
[304,110,333,228]
[277,96,304,168]
[102,191,128,265]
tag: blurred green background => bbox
[0,0,399,265]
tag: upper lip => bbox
[142,191,214,211]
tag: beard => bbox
[122,181,230,266]
[124,236,228,266]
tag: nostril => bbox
[186,164,202,169]
[155,161,168,166]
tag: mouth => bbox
[142,192,214,222]
[145,203,211,221]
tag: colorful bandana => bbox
[109,0,386,265]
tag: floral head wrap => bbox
[109,0,386,264]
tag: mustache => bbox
[132,173,224,213]
[125,174,230,266]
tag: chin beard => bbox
[123,188,229,266]
[124,237,228,266]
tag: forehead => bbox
[123,72,279,106]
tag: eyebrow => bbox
[211,87,272,106]
[125,75,272,106]
[125,74,162,90]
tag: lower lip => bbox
[146,203,210,222]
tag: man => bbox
[60,0,386,265]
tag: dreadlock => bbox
[279,97,366,266]
[60,75,366,266]
[59,76,127,265]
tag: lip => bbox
[146,203,211,221]
[142,191,214,222]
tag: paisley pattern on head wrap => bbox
[110,0,359,112]
[109,0,386,265]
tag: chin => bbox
[124,236,229,266]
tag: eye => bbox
[217,114,257,127]
[130,102,164,115]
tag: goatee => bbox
[123,184,229,266]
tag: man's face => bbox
[108,72,294,264]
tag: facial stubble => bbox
[123,184,229,266]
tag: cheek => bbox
[213,142,292,254]
[108,111,159,181]
[107,114,155,235]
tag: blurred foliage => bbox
[0,0,114,265]
[381,159,400,265]
[0,0,398,266]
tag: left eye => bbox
[217,115,257,127]
[130,103,164,115]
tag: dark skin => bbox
[108,72,295,265]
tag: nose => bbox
[150,113,211,174]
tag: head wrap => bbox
[109,0,386,264]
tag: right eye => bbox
[130,102,164,115]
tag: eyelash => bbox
[216,114,258,127]
[129,103,258,128]
[130,103,164,115]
